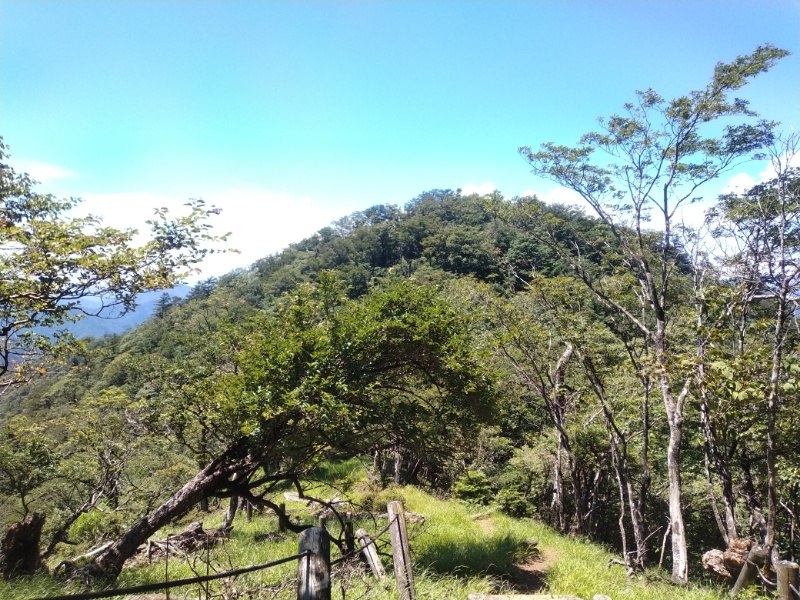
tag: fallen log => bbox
[135,521,230,563]
[702,538,753,582]
[703,549,732,580]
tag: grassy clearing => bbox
[0,472,733,599]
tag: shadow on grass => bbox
[414,531,536,577]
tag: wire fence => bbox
[31,552,307,600]
[29,509,403,600]
[331,514,396,567]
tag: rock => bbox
[593,595,612,600]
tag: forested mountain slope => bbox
[2,177,799,590]
[1,46,797,594]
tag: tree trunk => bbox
[637,378,652,567]
[740,454,768,541]
[560,431,584,534]
[610,452,630,568]
[220,473,243,530]
[551,444,565,531]
[699,370,738,544]
[221,495,239,530]
[551,344,583,533]
[703,450,730,546]
[91,448,248,578]
[665,404,688,583]
[582,351,647,568]
[393,448,402,486]
[654,319,689,584]
[43,494,100,559]
[1,513,47,577]
[765,293,788,550]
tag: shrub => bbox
[452,471,491,504]
[495,445,553,519]
[69,508,124,544]
[354,483,407,513]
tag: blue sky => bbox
[2,1,799,278]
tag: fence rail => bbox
[30,501,415,600]
[31,551,308,600]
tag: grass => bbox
[492,515,725,600]
[0,465,737,600]
[400,486,727,600]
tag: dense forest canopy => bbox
[0,45,797,594]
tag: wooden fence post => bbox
[356,527,387,581]
[279,503,287,533]
[343,513,355,556]
[298,527,331,600]
[388,500,416,600]
[731,545,769,597]
[777,560,799,600]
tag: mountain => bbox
[55,286,191,340]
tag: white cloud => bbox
[541,186,585,208]
[721,151,800,195]
[459,182,497,196]
[11,159,76,185]
[199,187,342,276]
[78,188,343,281]
[672,200,712,230]
[721,172,757,194]
[759,150,800,181]
[77,192,181,230]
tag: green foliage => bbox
[2,59,799,585]
[0,417,58,516]
[452,471,492,505]
[495,445,554,519]
[354,483,408,513]
[68,507,124,544]
[0,136,228,392]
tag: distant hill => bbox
[51,285,191,340]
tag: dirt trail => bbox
[508,546,558,592]
[473,513,558,593]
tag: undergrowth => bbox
[0,464,733,600]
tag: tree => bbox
[0,137,227,392]
[0,417,57,518]
[470,272,650,567]
[707,132,800,553]
[89,277,495,577]
[518,45,789,583]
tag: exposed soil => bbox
[508,546,558,593]
[474,512,496,534]
[472,513,557,593]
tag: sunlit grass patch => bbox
[489,513,725,600]
[0,575,86,600]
